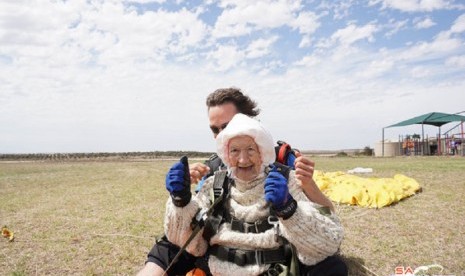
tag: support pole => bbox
[438,127,442,155]
[460,121,465,156]
[460,121,463,140]
[422,124,425,156]
[382,128,385,157]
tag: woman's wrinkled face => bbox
[227,135,262,181]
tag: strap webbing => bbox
[210,245,290,266]
[202,170,229,241]
[225,213,274,234]
[230,218,273,234]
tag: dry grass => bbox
[1,157,464,275]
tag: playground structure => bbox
[378,112,465,157]
[375,132,464,157]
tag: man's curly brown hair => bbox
[206,87,260,117]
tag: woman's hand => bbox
[166,156,191,207]
[264,165,297,219]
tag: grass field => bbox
[1,156,464,276]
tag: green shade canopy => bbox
[386,112,465,128]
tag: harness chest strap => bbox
[229,217,273,234]
[209,244,291,267]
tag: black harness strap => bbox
[204,153,225,178]
[265,162,291,181]
[229,217,274,234]
[222,211,274,234]
[202,170,230,241]
[210,244,291,266]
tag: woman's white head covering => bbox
[216,113,275,168]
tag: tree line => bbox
[0,151,214,161]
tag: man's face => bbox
[208,102,238,138]
[227,135,262,181]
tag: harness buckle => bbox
[191,208,209,230]
[267,216,280,242]
[213,186,223,198]
[267,215,279,225]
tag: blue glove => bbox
[264,165,297,219]
[166,156,191,207]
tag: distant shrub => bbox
[336,151,348,157]
[362,146,374,156]
[353,146,374,156]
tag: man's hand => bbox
[293,155,315,186]
[293,155,335,212]
[189,162,210,184]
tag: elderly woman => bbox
[164,114,345,275]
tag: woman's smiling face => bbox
[227,135,262,181]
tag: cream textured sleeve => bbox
[163,177,215,257]
[278,171,344,265]
[163,198,209,256]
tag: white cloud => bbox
[255,60,285,76]
[378,0,452,12]
[125,0,166,3]
[245,36,278,59]
[385,18,409,37]
[409,66,431,78]
[445,55,465,67]
[449,13,465,33]
[414,17,436,29]
[290,10,320,34]
[0,1,81,48]
[290,11,321,47]
[294,54,321,67]
[1,1,465,153]
[124,0,166,3]
[298,36,312,48]
[330,23,379,46]
[397,33,462,62]
[318,0,356,20]
[90,5,209,64]
[0,1,210,69]
[207,44,245,71]
[212,0,302,38]
[358,58,395,78]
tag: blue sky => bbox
[1,0,465,153]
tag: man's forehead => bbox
[209,108,237,126]
[208,102,238,116]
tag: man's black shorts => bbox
[146,236,198,275]
[146,236,347,275]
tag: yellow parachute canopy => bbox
[314,171,421,208]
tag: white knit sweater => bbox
[164,171,344,275]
